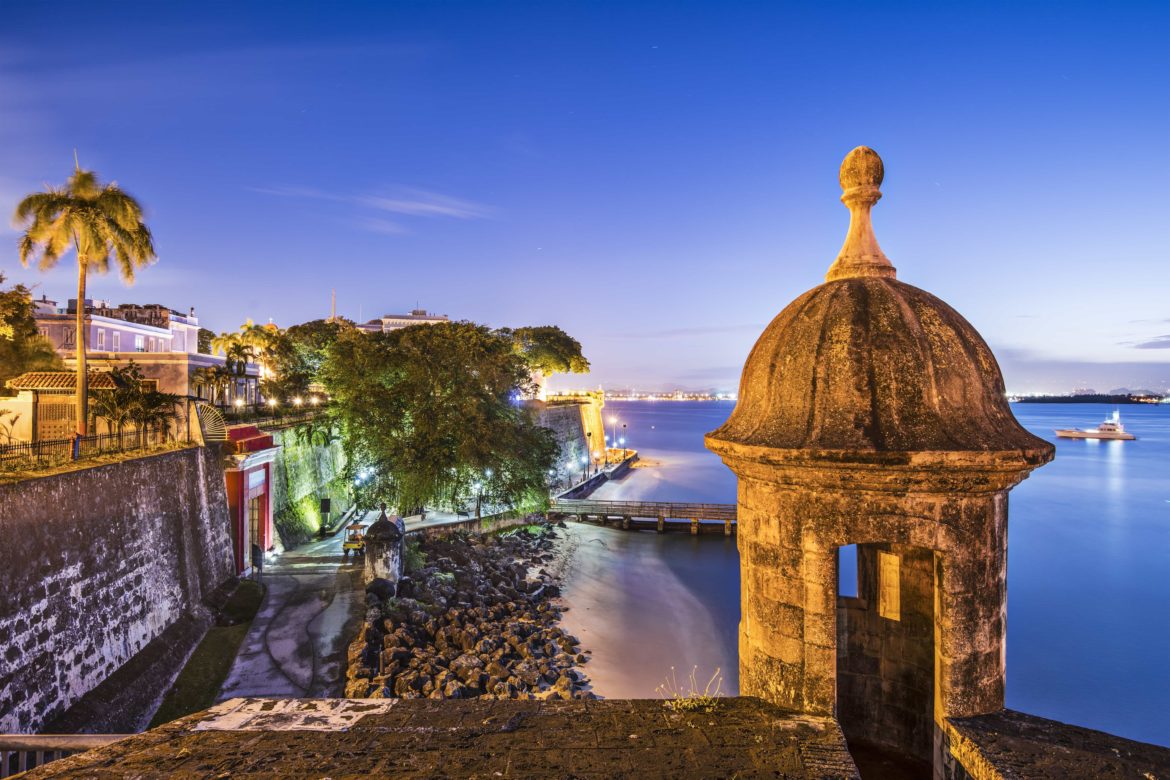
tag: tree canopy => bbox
[210,317,352,403]
[499,325,589,376]
[321,321,558,514]
[0,275,63,394]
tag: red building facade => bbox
[224,425,280,574]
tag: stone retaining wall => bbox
[268,426,351,549]
[0,447,234,733]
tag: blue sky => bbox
[1,1,1167,393]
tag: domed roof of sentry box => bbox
[707,147,1053,460]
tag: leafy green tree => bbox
[197,327,215,354]
[13,165,155,435]
[500,325,590,375]
[322,322,558,514]
[284,318,353,387]
[0,274,62,394]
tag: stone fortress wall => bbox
[531,393,605,472]
[0,446,235,733]
[267,427,351,548]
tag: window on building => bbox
[96,329,105,349]
[134,335,145,352]
[112,332,121,351]
[838,544,858,598]
[62,328,75,347]
[878,551,901,620]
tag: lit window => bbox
[878,551,900,621]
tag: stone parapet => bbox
[939,710,1170,779]
[17,696,860,779]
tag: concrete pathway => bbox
[216,505,531,700]
[217,530,366,700]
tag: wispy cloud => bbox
[1132,335,1170,350]
[250,184,492,233]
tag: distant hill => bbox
[1014,393,1164,404]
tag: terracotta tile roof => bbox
[5,371,119,391]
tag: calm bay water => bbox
[564,400,1170,747]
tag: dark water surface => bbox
[569,400,1170,747]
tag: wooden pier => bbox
[549,498,737,535]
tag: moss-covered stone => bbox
[269,426,351,548]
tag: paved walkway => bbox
[215,498,561,701]
[217,530,366,700]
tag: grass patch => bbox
[657,666,725,713]
[404,538,427,573]
[149,579,265,727]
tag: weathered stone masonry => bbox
[707,146,1054,773]
[0,446,234,733]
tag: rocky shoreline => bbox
[346,520,593,700]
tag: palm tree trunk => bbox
[75,258,88,437]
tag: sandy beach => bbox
[555,519,739,698]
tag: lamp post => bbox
[580,456,588,482]
[622,423,627,458]
[592,450,600,477]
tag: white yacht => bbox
[1054,411,1136,440]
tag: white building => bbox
[357,308,450,334]
[32,296,261,410]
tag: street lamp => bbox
[293,397,303,407]
[622,423,627,455]
[473,481,483,519]
[580,456,588,482]
[592,450,600,477]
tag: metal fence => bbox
[221,409,324,430]
[0,430,167,470]
[0,734,130,778]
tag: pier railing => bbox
[550,498,737,534]
[1,734,130,777]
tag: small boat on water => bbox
[1054,411,1136,440]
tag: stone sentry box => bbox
[706,148,1054,770]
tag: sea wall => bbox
[268,426,351,548]
[532,396,604,469]
[0,446,234,733]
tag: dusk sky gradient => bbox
[2,1,1167,393]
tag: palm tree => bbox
[13,164,155,437]
[89,363,142,446]
[130,390,181,447]
[193,365,232,406]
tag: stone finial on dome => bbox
[825,146,897,282]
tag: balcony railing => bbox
[222,407,325,430]
[1,734,130,777]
